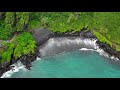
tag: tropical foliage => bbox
[0,12,120,63]
[0,32,36,63]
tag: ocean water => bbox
[10,50,120,78]
[1,37,120,78]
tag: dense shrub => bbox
[0,32,36,63]
[13,32,36,59]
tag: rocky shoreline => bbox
[0,28,120,77]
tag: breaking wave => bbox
[1,61,26,78]
[39,37,119,61]
[1,37,119,78]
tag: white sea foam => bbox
[79,39,119,61]
[36,57,42,61]
[79,48,96,51]
[1,61,26,78]
[1,57,42,78]
[39,37,98,57]
[1,37,119,78]
[40,37,119,61]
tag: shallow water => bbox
[2,37,120,78]
[10,50,120,78]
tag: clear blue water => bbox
[10,50,120,78]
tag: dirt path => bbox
[0,35,17,47]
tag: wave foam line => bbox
[1,61,26,78]
[79,39,119,61]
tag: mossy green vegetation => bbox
[0,32,36,63]
[13,32,36,59]
[93,12,120,51]
[0,20,13,40]
[28,12,120,51]
[0,12,30,40]
[0,12,120,63]
[93,31,113,47]
[28,12,94,33]
[0,43,14,63]
[15,12,30,31]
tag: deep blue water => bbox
[10,50,120,78]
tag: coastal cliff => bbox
[0,12,120,77]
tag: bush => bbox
[0,43,14,63]
[13,32,36,59]
[0,32,36,63]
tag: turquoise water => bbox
[10,50,120,78]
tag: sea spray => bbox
[39,37,119,61]
[79,42,119,61]
[0,57,42,78]
[39,37,97,57]
[36,57,42,61]
[8,49,120,78]
[1,37,119,78]
[1,61,26,78]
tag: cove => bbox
[1,37,120,78]
[10,50,120,78]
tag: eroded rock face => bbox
[0,61,10,77]
[54,31,80,37]
[79,30,96,39]
[96,40,120,60]
[19,49,39,70]
[54,30,96,39]
[32,28,54,46]
[0,48,39,77]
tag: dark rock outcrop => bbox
[96,40,120,60]
[0,48,39,77]
[19,48,39,70]
[54,31,80,37]
[54,29,96,39]
[79,30,96,39]
[0,28,53,77]
[0,61,10,77]
[32,28,54,46]
[78,30,120,60]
